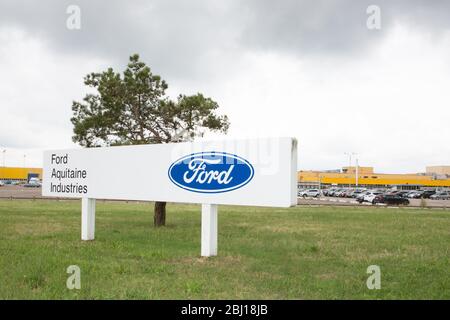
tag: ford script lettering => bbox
[168,152,254,193]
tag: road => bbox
[0,185,47,199]
[1,185,449,208]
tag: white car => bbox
[29,177,40,184]
[430,192,450,200]
[407,191,423,199]
[0,180,4,186]
[363,191,383,203]
[301,189,321,198]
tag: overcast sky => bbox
[1,0,450,173]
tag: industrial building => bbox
[0,167,43,182]
[2,164,450,189]
[298,165,450,189]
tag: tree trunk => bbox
[154,201,166,227]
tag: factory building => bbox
[298,166,450,189]
[0,167,43,182]
[2,165,449,189]
[426,166,450,176]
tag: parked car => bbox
[4,180,19,185]
[372,194,410,205]
[335,190,345,197]
[421,190,436,199]
[407,191,423,199]
[356,191,371,202]
[397,191,413,198]
[24,184,41,188]
[350,190,363,198]
[24,180,41,188]
[342,189,354,198]
[364,192,383,203]
[337,189,352,197]
[0,180,4,187]
[301,189,321,198]
[326,188,338,197]
[430,192,450,200]
[29,177,40,184]
[358,191,383,203]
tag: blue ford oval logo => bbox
[168,152,254,193]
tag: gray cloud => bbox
[1,0,450,81]
[1,1,450,170]
[238,0,450,57]
[0,0,244,83]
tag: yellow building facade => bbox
[299,166,450,188]
[0,167,43,181]
[2,165,449,187]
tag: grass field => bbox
[0,199,448,299]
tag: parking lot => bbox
[1,185,449,208]
[298,195,450,208]
[298,187,450,208]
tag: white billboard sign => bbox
[43,137,297,207]
[42,137,297,256]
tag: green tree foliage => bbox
[71,54,230,226]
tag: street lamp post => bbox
[345,152,358,187]
[344,152,356,170]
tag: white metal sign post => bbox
[201,204,218,256]
[81,198,96,241]
[43,137,297,257]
